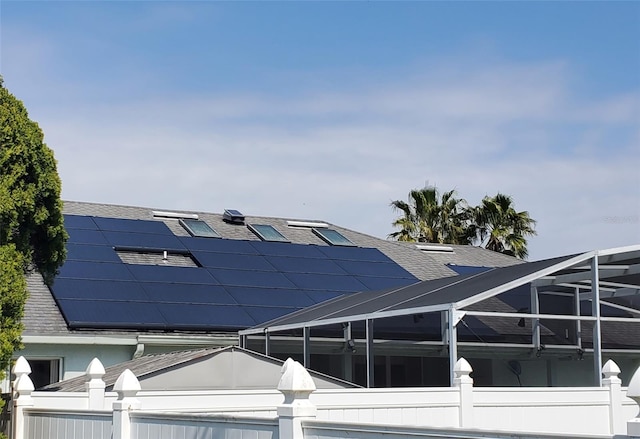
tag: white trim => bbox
[22,335,138,345]
[23,334,237,346]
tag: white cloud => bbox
[2,29,639,260]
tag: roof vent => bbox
[287,220,329,229]
[223,209,245,224]
[152,210,199,220]
[416,244,454,253]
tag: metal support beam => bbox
[239,334,247,349]
[343,323,353,382]
[448,307,458,386]
[303,327,310,368]
[574,288,582,349]
[366,319,374,388]
[592,255,603,386]
[264,332,270,357]
[531,285,541,350]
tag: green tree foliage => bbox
[0,79,67,392]
[389,187,472,245]
[0,245,27,369]
[389,186,536,259]
[0,79,67,284]
[470,193,537,259]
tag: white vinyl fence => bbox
[10,356,640,439]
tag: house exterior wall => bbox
[16,343,136,381]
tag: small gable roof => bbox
[43,346,358,391]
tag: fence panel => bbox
[130,412,278,439]
[24,409,111,439]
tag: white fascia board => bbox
[24,333,238,346]
[456,251,595,310]
[22,335,138,346]
[137,334,237,345]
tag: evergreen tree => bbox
[0,78,67,392]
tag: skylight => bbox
[179,219,221,238]
[313,228,355,246]
[248,224,289,242]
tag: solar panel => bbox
[156,303,256,329]
[312,228,354,246]
[93,217,173,235]
[354,276,417,291]
[305,290,345,304]
[57,261,134,281]
[448,265,492,275]
[67,229,109,245]
[66,243,121,263]
[191,251,276,271]
[249,241,326,258]
[102,231,186,251]
[248,224,289,242]
[54,213,429,332]
[59,299,167,328]
[181,237,259,254]
[242,306,298,325]
[285,273,368,292]
[140,283,237,305]
[335,260,415,278]
[225,286,315,307]
[127,265,218,284]
[64,215,98,230]
[265,255,347,275]
[209,269,296,288]
[317,246,391,262]
[51,278,148,301]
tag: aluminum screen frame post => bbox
[343,322,353,382]
[448,307,458,386]
[366,319,374,388]
[592,254,603,387]
[303,327,310,368]
[531,285,541,350]
[265,331,270,357]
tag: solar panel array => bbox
[53,215,418,330]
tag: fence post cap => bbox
[278,358,316,393]
[602,359,621,380]
[454,358,473,377]
[86,358,106,380]
[114,369,140,399]
[628,364,640,399]
[12,356,31,377]
[15,374,35,396]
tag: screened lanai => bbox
[239,245,640,387]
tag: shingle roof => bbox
[23,200,522,337]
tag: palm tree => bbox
[470,193,537,259]
[389,187,471,244]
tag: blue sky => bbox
[1,1,639,260]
